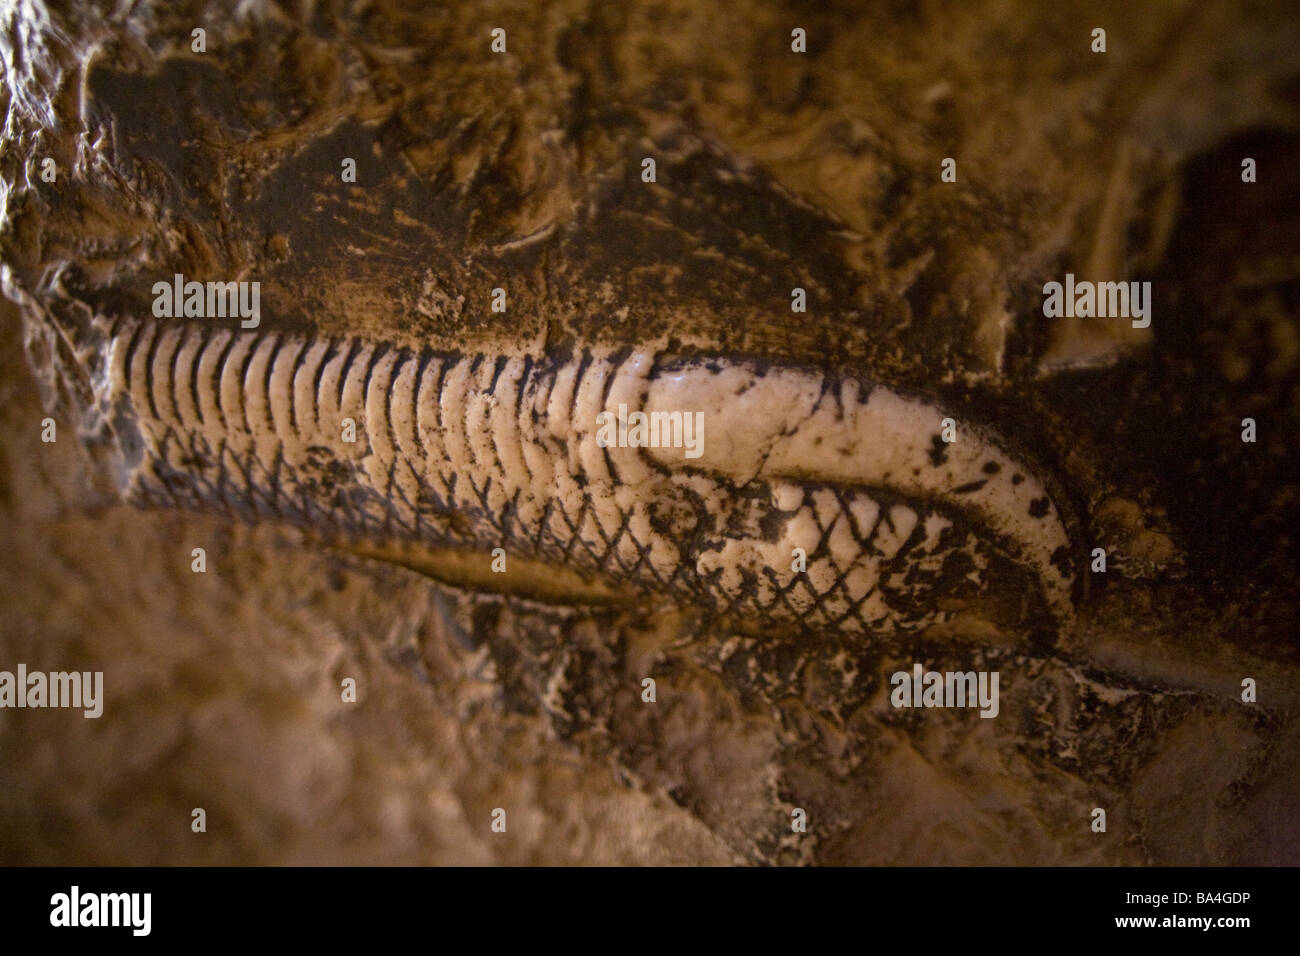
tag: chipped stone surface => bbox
[2,0,1299,864]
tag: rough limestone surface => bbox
[2,0,1299,864]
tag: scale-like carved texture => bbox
[103,317,1076,636]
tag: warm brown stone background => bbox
[2,0,1298,864]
